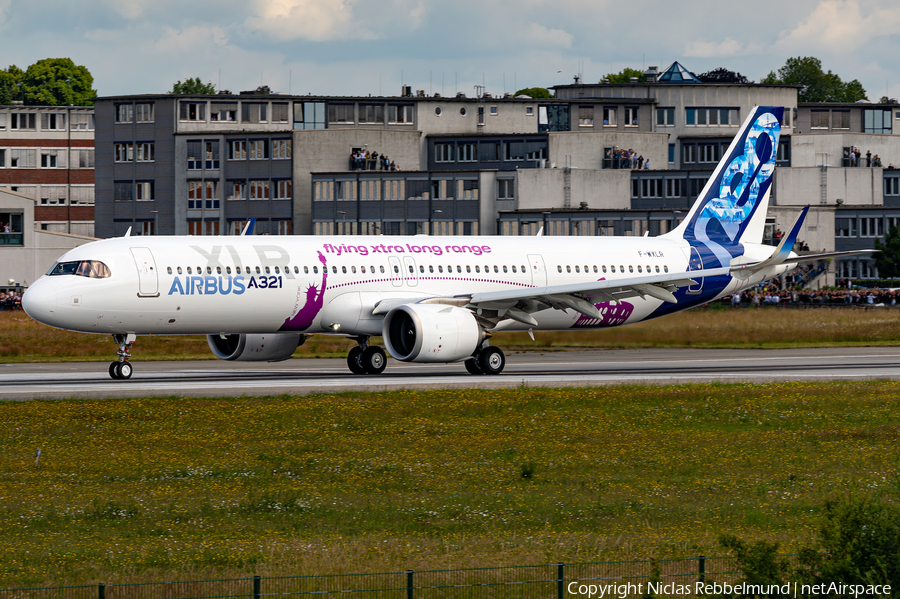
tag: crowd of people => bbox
[604,148,648,170]
[350,150,399,171]
[846,147,885,168]
[0,291,22,310]
[727,284,900,307]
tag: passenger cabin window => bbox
[48,260,111,279]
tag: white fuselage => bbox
[23,234,776,337]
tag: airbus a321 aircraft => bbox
[23,106,871,379]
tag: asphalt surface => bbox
[2,347,900,400]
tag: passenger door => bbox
[130,247,159,297]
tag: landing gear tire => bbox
[116,362,133,380]
[109,361,120,379]
[478,346,505,375]
[361,346,387,375]
[465,358,484,375]
[347,346,366,375]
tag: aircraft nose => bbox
[22,278,58,325]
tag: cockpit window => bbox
[48,260,111,279]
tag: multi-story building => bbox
[90,63,900,286]
[0,104,95,236]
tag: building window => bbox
[777,141,791,163]
[136,143,154,163]
[227,180,247,201]
[578,106,594,127]
[69,186,94,205]
[241,103,268,124]
[272,139,291,160]
[40,186,67,205]
[179,102,206,121]
[810,110,829,129]
[526,106,534,116]
[665,178,683,197]
[435,143,455,163]
[525,147,547,161]
[188,180,219,209]
[359,104,384,124]
[115,143,133,163]
[388,104,413,124]
[135,103,154,123]
[686,108,739,126]
[136,181,154,201]
[657,107,675,126]
[504,142,525,161]
[699,144,720,163]
[11,113,36,130]
[40,149,66,168]
[0,113,6,130]
[71,150,94,169]
[9,149,36,168]
[668,144,675,164]
[274,180,292,200]
[114,181,134,202]
[228,140,247,160]
[498,179,514,200]
[860,217,883,238]
[249,140,269,160]
[683,144,695,164]
[115,105,133,124]
[885,177,900,196]
[457,143,476,162]
[641,179,662,198]
[602,107,616,126]
[833,110,850,130]
[835,218,856,237]
[276,220,292,235]
[625,107,638,126]
[328,104,354,123]
[249,180,270,200]
[70,113,94,130]
[205,140,219,169]
[864,109,892,134]
[271,103,289,123]
[41,113,66,130]
[0,149,5,167]
[490,106,498,115]
[187,140,202,170]
[211,102,237,122]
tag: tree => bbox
[513,87,552,99]
[0,65,24,105]
[21,58,96,106]
[170,78,217,95]
[761,56,867,102]
[602,68,645,84]
[874,226,900,283]
[697,67,750,84]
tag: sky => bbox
[1,0,900,101]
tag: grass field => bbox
[1,382,899,586]
[4,305,900,362]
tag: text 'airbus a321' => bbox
[22,106,872,379]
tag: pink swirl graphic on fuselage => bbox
[571,278,634,328]
[280,251,328,331]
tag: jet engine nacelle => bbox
[207,333,306,362]
[383,303,484,363]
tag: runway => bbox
[2,347,900,400]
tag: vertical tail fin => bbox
[665,106,783,267]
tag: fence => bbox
[0,554,788,599]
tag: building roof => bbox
[658,61,701,83]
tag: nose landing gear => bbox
[347,336,387,375]
[109,333,136,380]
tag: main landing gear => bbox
[109,333,136,380]
[464,345,506,376]
[347,336,387,375]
